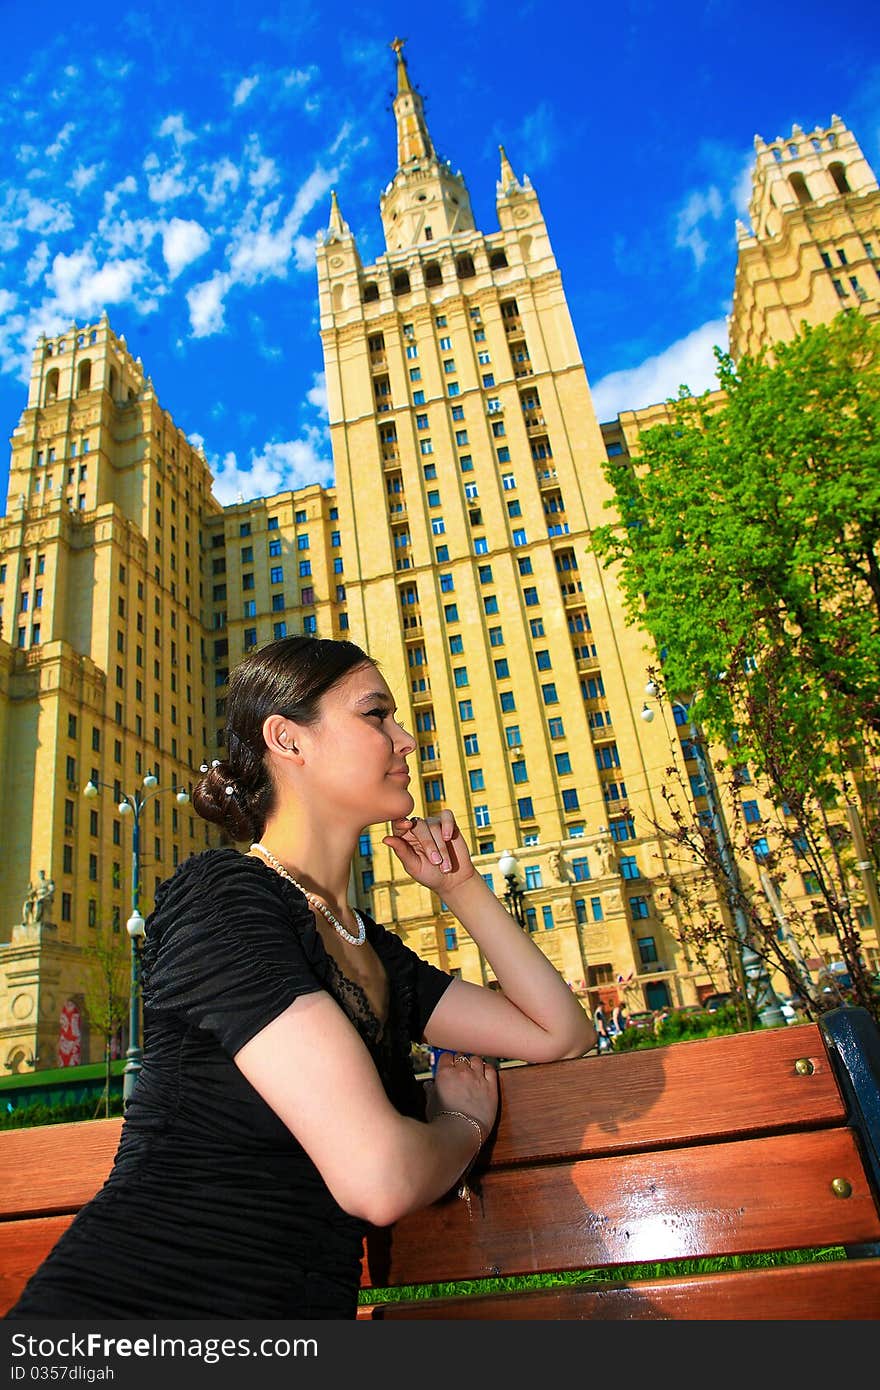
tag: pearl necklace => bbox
[250,842,366,947]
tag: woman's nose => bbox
[395,722,416,755]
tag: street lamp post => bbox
[84,774,191,1104]
[641,683,785,1028]
[498,849,527,929]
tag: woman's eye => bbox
[368,708,390,720]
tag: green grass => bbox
[359,1246,847,1305]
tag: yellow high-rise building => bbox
[1,45,877,1072]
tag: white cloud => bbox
[0,188,74,252]
[732,154,755,221]
[210,427,333,505]
[103,175,138,217]
[199,156,241,211]
[16,144,39,165]
[674,185,724,269]
[292,234,316,270]
[69,163,102,194]
[145,159,193,205]
[46,246,152,318]
[233,74,260,107]
[162,217,211,278]
[249,153,278,192]
[157,113,195,149]
[25,242,50,285]
[283,66,317,89]
[516,102,558,171]
[46,122,76,159]
[0,289,17,316]
[186,271,230,337]
[99,211,162,257]
[589,318,729,422]
[306,371,328,417]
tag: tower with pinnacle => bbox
[730,115,880,359]
[314,40,689,992]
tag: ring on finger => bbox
[453,1053,471,1067]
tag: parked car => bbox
[627,1010,655,1031]
[702,992,735,1012]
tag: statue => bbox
[32,870,55,924]
[550,848,567,882]
[595,837,615,876]
[22,880,37,925]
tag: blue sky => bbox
[1,0,878,507]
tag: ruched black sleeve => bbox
[367,918,454,1040]
[143,849,326,1056]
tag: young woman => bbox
[7,635,594,1319]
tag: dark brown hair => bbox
[192,634,374,843]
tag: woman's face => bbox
[297,663,416,827]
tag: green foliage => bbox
[591,313,880,794]
[0,1096,125,1130]
[360,1247,846,1306]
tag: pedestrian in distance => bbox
[7,635,594,1320]
[594,1002,612,1053]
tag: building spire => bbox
[498,144,519,194]
[389,36,435,168]
[328,189,347,237]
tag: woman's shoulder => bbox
[147,846,296,927]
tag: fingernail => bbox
[431,851,442,864]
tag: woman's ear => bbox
[262,715,302,760]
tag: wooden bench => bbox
[2,1006,879,1320]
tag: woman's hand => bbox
[426,1050,498,1141]
[382,809,476,894]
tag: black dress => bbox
[6,848,452,1320]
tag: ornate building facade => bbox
[1,46,878,1070]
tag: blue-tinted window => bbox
[620,855,640,880]
[517,796,534,819]
[562,788,580,811]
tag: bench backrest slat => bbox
[0,1118,123,1219]
[491,1025,843,1165]
[364,1127,880,1288]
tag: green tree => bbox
[81,920,129,1117]
[592,314,880,1016]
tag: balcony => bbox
[522,413,546,432]
[503,316,523,334]
[382,448,400,468]
[576,652,602,672]
[536,468,559,489]
[559,581,584,604]
[411,683,433,706]
[369,353,388,372]
[402,617,423,637]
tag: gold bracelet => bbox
[435,1108,485,1151]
